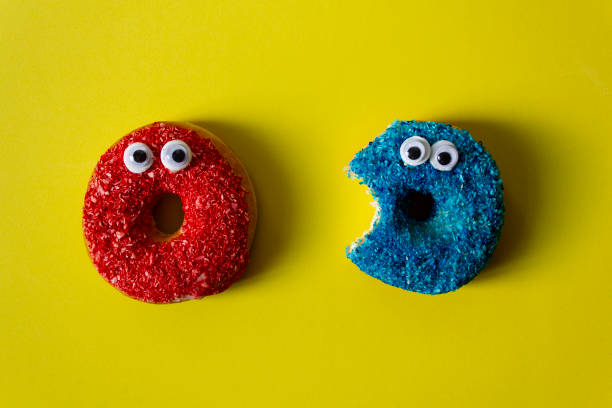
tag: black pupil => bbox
[172,149,186,163]
[437,152,452,166]
[132,150,147,163]
[407,146,421,160]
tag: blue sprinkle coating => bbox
[346,121,505,294]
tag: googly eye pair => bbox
[399,136,459,171]
[123,140,192,173]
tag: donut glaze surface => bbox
[347,120,505,294]
[83,122,252,303]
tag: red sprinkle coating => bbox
[83,122,251,303]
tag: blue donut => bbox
[346,120,505,294]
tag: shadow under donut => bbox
[442,119,542,282]
[190,119,295,286]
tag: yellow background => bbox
[1,1,611,406]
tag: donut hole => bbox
[152,193,184,238]
[395,190,435,224]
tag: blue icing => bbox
[346,120,505,294]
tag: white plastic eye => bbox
[123,142,153,173]
[400,136,431,166]
[160,140,192,172]
[430,140,459,171]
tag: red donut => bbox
[83,122,257,303]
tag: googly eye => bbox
[123,142,153,173]
[400,136,431,166]
[430,140,459,171]
[160,140,192,172]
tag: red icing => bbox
[83,122,251,303]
